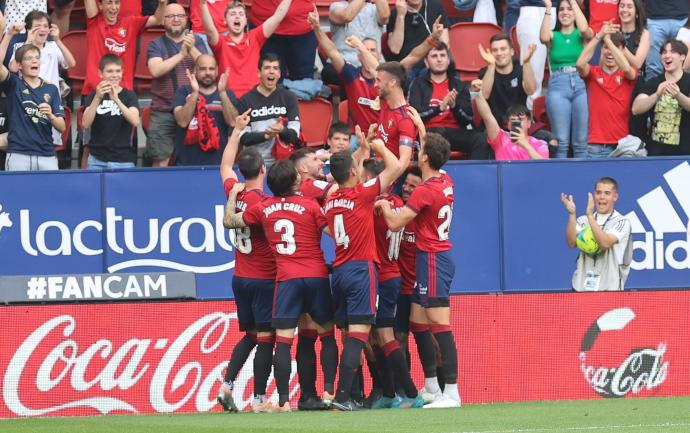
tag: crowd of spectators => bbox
[0,0,689,171]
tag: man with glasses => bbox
[146,2,208,166]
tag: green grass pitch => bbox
[2,397,689,433]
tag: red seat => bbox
[338,99,348,124]
[449,22,503,81]
[61,31,87,96]
[298,97,333,148]
[135,29,165,92]
[142,105,151,133]
[531,95,550,130]
[510,25,520,60]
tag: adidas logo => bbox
[625,162,690,270]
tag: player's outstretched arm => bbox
[223,183,248,229]
[376,199,416,232]
[220,109,250,183]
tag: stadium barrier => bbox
[1,290,688,418]
[0,157,689,296]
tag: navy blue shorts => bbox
[375,277,401,328]
[232,276,275,332]
[412,251,455,308]
[332,260,377,327]
[272,278,333,329]
[394,294,412,333]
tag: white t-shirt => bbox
[677,27,690,43]
[329,2,384,67]
[572,210,633,292]
[12,41,66,145]
[4,1,47,28]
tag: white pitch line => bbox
[454,422,690,433]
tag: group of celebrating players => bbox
[216,60,460,413]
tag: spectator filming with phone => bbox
[475,92,549,160]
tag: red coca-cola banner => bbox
[2,291,689,418]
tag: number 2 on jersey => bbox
[334,214,350,249]
[437,205,453,241]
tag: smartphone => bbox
[510,119,521,134]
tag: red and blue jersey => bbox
[376,100,417,158]
[374,194,404,282]
[398,217,417,295]
[406,173,454,253]
[243,194,329,282]
[340,63,379,133]
[325,177,381,267]
[223,179,276,280]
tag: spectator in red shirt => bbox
[576,25,636,158]
[203,0,293,98]
[83,0,165,95]
[249,0,316,81]
[408,43,490,160]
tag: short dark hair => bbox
[99,54,122,71]
[267,160,297,197]
[362,158,384,178]
[259,52,280,69]
[289,147,315,165]
[608,32,626,49]
[489,33,512,48]
[404,165,422,180]
[661,38,688,57]
[15,44,40,63]
[422,133,450,170]
[506,104,532,120]
[328,122,350,139]
[25,10,51,29]
[237,148,264,180]
[329,151,355,184]
[595,177,618,192]
[376,61,406,89]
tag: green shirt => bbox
[549,28,584,70]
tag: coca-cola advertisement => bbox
[2,291,690,418]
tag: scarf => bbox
[184,94,220,152]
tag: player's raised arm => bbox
[369,138,401,191]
